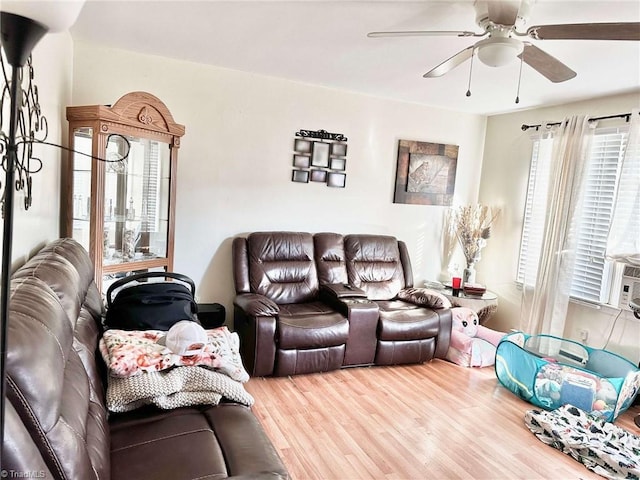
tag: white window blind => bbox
[571,128,626,302]
[517,135,553,285]
[518,126,631,304]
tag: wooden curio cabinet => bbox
[64,91,185,294]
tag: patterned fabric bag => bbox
[525,404,640,479]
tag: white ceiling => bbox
[71,0,640,116]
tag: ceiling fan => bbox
[367,0,640,84]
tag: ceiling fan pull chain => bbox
[515,54,524,104]
[466,47,475,97]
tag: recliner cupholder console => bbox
[344,298,372,304]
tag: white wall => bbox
[71,42,487,323]
[479,91,640,364]
[0,32,74,270]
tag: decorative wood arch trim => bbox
[66,91,185,138]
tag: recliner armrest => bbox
[234,293,279,317]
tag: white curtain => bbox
[606,109,640,265]
[521,116,594,338]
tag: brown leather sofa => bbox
[232,232,452,377]
[3,238,287,479]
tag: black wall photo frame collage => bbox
[291,129,347,188]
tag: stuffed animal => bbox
[446,306,506,368]
[451,307,479,338]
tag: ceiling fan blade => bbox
[527,22,640,41]
[519,44,576,83]
[423,45,475,78]
[487,0,521,26]
[367,30,482,38]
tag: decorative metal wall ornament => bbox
[291,128,348,188]
[0,50,130,216]
[295,129,348,142]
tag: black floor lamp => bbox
[0,1,85,467]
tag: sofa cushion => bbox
[12,238,107,411]
[344,234,406,300]
[14,238,103,331]
[203,404,290,478]
[110,407,227,479]
[247,231,319,304]
[12,249,105,364]
[278,302,349,349]
[376,300,442,341]
[314,232,348,285]
[109,404,288,480]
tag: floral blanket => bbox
[99,326,249,382]
[525,404,640,479]
[99,327,252,412]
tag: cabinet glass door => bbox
[71,128,94,252]
[103,135,171,266]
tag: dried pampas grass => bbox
[448,204,499,266]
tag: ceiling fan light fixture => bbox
[476,37,523,67]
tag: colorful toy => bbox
[495,332,640,422]
[445,307,506,367]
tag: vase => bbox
[122,228,136,261]
[463,264,476,284]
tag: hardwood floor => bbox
[245,359,640,480]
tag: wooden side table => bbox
[439,287,498,325]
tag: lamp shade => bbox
[1,0,85,32]
[476,37,523,68]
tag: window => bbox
[517,125,634,304]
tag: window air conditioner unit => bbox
[610,262,640,310]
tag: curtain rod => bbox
[520,112,635,132]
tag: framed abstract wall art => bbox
[393,139,458,206]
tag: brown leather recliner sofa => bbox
[232,232,452,377]
[3,238,287,479]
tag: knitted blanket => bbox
[106,366,254,413]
